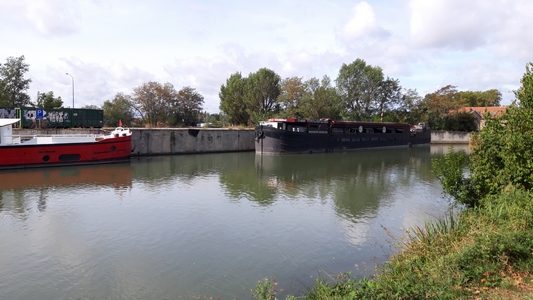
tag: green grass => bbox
[254,189,533,299]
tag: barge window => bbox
[309,123,328,134]
[287,125,307,132]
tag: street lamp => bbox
[65,72,75,108]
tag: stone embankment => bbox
[430,130,471,144]
[131,128,255,156]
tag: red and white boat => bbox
[0,119,132,169]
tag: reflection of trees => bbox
[130,153,280,204]
[253,147,434,219]
[132,148,435,217]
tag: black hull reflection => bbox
[253,147,433,218]
[127,148,434,219]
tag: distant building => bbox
[456,106,507,130]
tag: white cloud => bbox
[409,0,533,58]
[25,0,82,36]
[342,2,389,40]
[0,0,86,37]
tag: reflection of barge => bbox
[0,163,133,189]
[0,119,132,169]
[255,118,430,154]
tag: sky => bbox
[0,0,532,112]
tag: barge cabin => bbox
[255,118,430,154]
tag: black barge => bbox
[255,118,430,155]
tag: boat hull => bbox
[0,136,132,169]
[255,126,430,154]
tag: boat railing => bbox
[12,133,102,139]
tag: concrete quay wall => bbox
[131,128,255,156]
[431,130,471,144]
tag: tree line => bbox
[1,55,502,130]
[103,83,204,128]
[219,58,502,130]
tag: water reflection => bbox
[0,163,132,217]
[251,147,434,219]
[0,146,451,299]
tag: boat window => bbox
[59,154,81,162]
[287,125,307,132]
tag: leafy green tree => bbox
[299,76,342,120]
[0,55,32,107]
[375,77,401,121]
[36,91,63,110]
[388,89,423,123]
[515,62,533,109]
[173,86,204,126]
[132,81,177,127]
[457,89,501,107]
[82,104,100,109]
[443,112,477,132]
[470,62,533,196]
[245,68,281,123]
[0,80,6,106]
[103,93,134,127]
[278,76,306,116]
[219,72,249,125]
[434,63,533,206]
[336,58,400,121]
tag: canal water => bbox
[0,145,464,299]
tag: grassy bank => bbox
[254,189,532,299]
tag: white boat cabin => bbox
[0,119,20,145]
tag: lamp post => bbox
[65,72,75,108]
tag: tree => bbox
[36,91,63,111]
[245,68,281,123]
[457,89,501,107]
[279,76,306,116]
[132,81,177,127]
[434,62,533,206]
[390,89,423,123]
[375,77,401,121]
[299,76,342,120]
[443,112,477,132]
[0,79,6,106]
[336,58,400,120]
[173,86,204,126]
[0,55,32,107]
[419,85,460,129]
[82,104,100,109]
[103,93,134,127]
[219,72,249,125]
[515,62,533,109]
